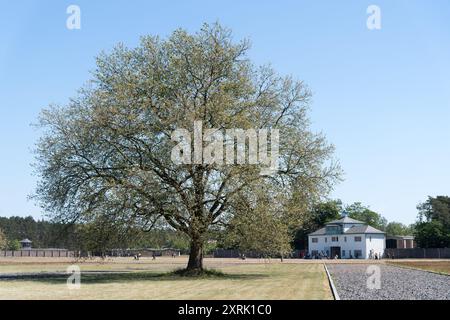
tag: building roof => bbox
[326,216,365,225]
[308,224,385,236]
[344,225,385,234]
[20,238,32,243]
[386,235,414,240]
[309,227,327,236]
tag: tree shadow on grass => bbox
[0,270,269,284]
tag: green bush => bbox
[7,239,21,251]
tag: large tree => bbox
[345,202,387,231]
[385,222,414,236]
[34,23,340,273]
[415,196,450,248]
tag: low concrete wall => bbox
[212,249,302,258]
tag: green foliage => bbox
[131,228,190,251]
[0,227,7,250]
[385,222,414,236]
[34,23,341,270]
[312,200,343,226]
[0,215,101,251]
[415,220,450,248]
[345,202,387,231]
[415,196,450,248]
[203,240,218,255]
[417,196,450,227]
[222,187,294,256]
[293,200,342,250]
[0,215,192,252]
[0,216,77,249]
[7,239,21,251]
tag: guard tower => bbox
[20,238,32,250]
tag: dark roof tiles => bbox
[308,224,385,236]
[326,216,365,225]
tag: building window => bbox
[344,236,347,242]
[342,250,346,257]
[312,238,318,243]
[369,236,372,242]
[331,236,338,242]
[354,236,362,242]
[325,237,327,243]
[326,225,342,234]
[354,250,362,258]
[311,250,318,257]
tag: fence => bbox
[0,249,74,258]
[108,248,182,257]
[385,248,450,259]
[213,249,304,259]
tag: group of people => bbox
[133,253,156,260]
[133,253,142,260]
[368,250,382,260]
[133,252,180,260]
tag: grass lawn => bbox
[388,260,450,275]
[0,257,332,300]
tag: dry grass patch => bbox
[0,258,332,300]
[388,260,450,275]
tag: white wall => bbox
[364,234,385,259]
[339,235,367,258]
[308,233,385,259]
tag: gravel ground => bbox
[327,264,450,300]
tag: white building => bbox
[308,215,385,259]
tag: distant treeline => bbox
[0,216,190,252]
[0,196,448,252]
[0,216,73,249]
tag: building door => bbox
[330,246,341,259]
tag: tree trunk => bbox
[186,238,203,272]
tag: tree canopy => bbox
[345,202,387,231]
[34,23,341,272]
[415,196,450,248]
[385,222,413,236]
[221,186,293,257]
[0,215,189,253]
[0,227,7,250]
[293,199,342,250]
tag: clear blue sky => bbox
[0,1,449,225]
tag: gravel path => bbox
[327,264,450,300]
